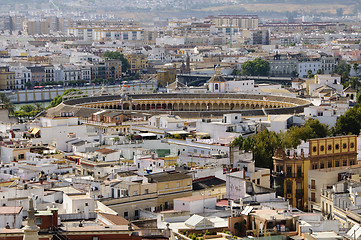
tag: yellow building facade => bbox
[125,53,148,73]
[146,172,192,211]
[157,65,177,86]
[0,67,15,90]
[273,135,357,210]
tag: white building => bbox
[196,113,256,139]
[269,115,305,132]
[304,105,341,127]
[28,116,87,151]
[226,79,255,93]
[0,206,23,229]
[148,115,184,131]
[9,66,31,89]
[63,193,95,219]
[173,195,217,214]
[298,61,322,78]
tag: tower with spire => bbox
[22,198,40,240]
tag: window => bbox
[257,179,260,185]
[311,192,316,202]
[215,83,219,90]
[335,161,339,167]
[286,166,292,176]
[85,203,88,206]
[328,145,332,151]
[335,144,339,150]
[343,160,347,166]
[311,180,316,189]
[343,143,347,149]
[320,163,324,169]
[313,146,317,152]
[351,143,355,148]
[36,218,42,225]
[124,212,128,218]
[286,182,292,194]
[297,166,302,177]
[145,189,149,194]
[320,145,324,151]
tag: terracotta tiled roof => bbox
[98,213,140,229]
[0,206,23,214]
[95,148,117,155]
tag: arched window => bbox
[215,83,219,90]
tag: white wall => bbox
[174,197,217,214]
[226,172,246,200]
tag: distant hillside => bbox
[239,0,356,3]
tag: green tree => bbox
[317,69,322,74]
[349,77,360,89]
[231,135,243,149]
[104,51,131,73]
[291,70,298,77]
[48,89,84,108]
[333,104,361,135]
[20,104,36,113]
[0,93,14,114]
[238,129,282,169]
[231,119,330,169]
[284,119,329,149]
[354,63,359,76]
[307,70,314,79]
[241,60,254,76]
[34,103,44,112]
[336,60,351,83]
[253,58,270,76]
[241,58,270,76]
[25,81,32,89]
[231,69,241,76]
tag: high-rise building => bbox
[214,15,259,29]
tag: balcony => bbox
[285,172,304,178]
[296,189,304,195]
[309,184,316,190]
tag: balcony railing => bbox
[296,189,304,195]
[309,184,316,190]
[285,173,304,178]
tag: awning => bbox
[29,128,40,135]
[195,132,210,137]
[166,130,189,135]
[138,133,157,137]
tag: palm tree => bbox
[0,93,14,115]
[34,103,44,112]
[354,63,359,75]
